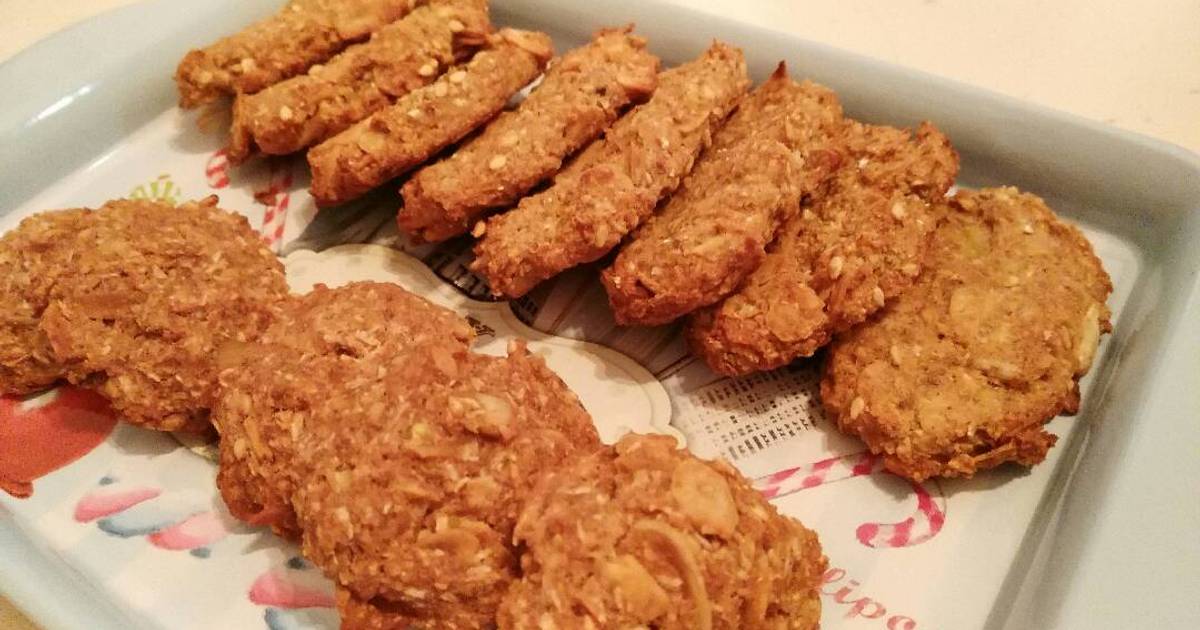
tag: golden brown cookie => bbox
[175,0,420,108]
[228,0,492,163]
[0,209,94,394]
[4,197,287,433]
[498,433,826,630]
[398,26,661,242]
[292,340,599,627]
[471,41,751,299]
[687,121,959,375]
[335,585,491,630]
[212,281,475,539]
[821,187,1114,481]
[307,29,554,206]
[602,64,845,326]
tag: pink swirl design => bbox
[73,476,335,627]
[206,149,230,188]
[74,486,161,522]
[755,451,947,549]
[73,478,233,556]
[147,511,230,551]
[250,562,335,609]
[253,558,338,630]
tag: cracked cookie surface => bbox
[820,187,1113,481]
[3,198,288,432]
[499,433,825,630]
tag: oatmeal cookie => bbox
[820,187,1113,481]
[398,26,660,242]
[687,121,958,375]
[0,209,94,394]
[471,41,750,299]
[176,0,420,108]
[308,29,553,206]
[212,281,474,538]
[335,585,493,630]
[12,197,287,432]
[228,0,491,163]
[293,340,598,627]
[499,433,826,630]
[602,63,844,326]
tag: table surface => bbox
[0,0,1197,627]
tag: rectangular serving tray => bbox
[1,1,1198,628]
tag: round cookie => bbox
[292,340,599,628]
[34,197,288,432]
[0,209,94,394]
[498,433,826,630]
[212,281,476,539]
[821,187,1113,481]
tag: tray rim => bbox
[1,1,1198,629]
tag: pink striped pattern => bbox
[755,451,947,549]
[756,451,882,499]
[258,166,293,252]
[205,149,230,189]
[855,481,946,548]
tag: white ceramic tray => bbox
[1,1,1198,629]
